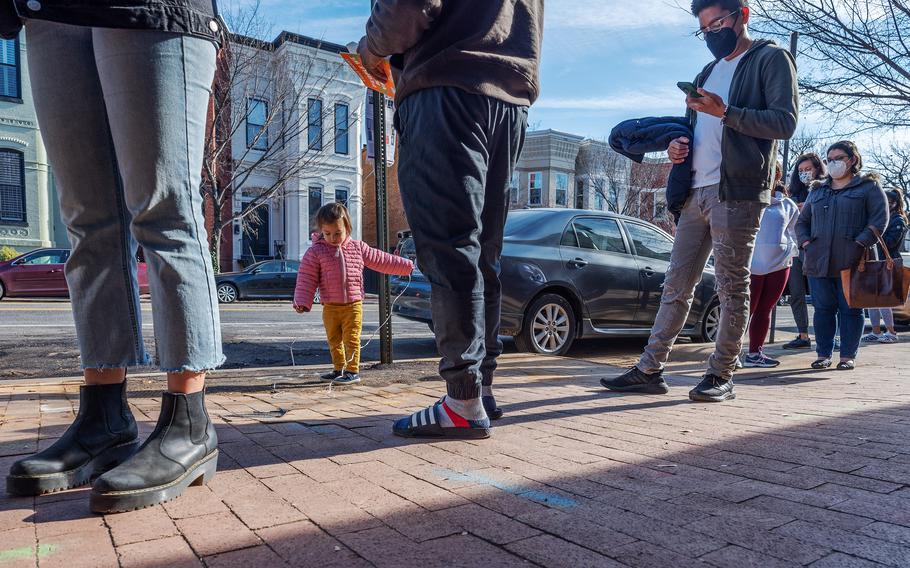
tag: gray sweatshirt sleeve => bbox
[723,48,799,141]
[855,181,890,248]
[366,0,443,57]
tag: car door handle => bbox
[641,267,655,277]
[49,269,62,273]
[568,258,588,268]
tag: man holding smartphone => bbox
[601,0,798,402]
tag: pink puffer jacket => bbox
[294,233,413,311]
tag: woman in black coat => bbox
[796,141,889,371]
[3,0,224,513]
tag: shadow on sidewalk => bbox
[1,382,907,567]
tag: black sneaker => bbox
[689,374,735,402]
[782,336,812,350]
[600,367,669,394]
[320,370,343,382]
[333,372,361,385]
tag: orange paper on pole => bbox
[341,53,396,98]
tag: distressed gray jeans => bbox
[637,184,765,380]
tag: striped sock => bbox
[438,396,485,428]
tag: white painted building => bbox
[0,32,64,252]
[229,32,363,267]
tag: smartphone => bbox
[677,81,703,98]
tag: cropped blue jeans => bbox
[26,21,224,371]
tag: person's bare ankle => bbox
[84,368,126,385]
[167,371,206,394]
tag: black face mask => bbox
[706,26,739,59]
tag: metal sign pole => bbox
[372,89,393,364]
[769,31,799,346]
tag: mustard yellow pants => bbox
[322,301,363,373]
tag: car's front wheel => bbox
[217,283,239,304]
[0,279,6,301]
[514,293,577,356]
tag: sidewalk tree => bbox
[870,143,910,198]
[751,0,910,130]
[202,1,355,272]
[575,141,642,217]
[576,142,673,229]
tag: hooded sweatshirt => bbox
[365,0,544,107]
[294,234,413,311]
[751,190,799,276]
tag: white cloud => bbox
[535,87,685,113]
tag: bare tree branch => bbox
[751,0,910,129]
[201,2,360,271]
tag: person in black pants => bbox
[783,153,826,350]
[358,0,543,439]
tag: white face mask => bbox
[798,171,814,184]
[827,159,849,179]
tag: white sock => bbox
[438,396,486,427]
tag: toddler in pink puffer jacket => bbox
[294,203,413,385]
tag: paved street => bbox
[1,338,909,567]
[0,299,818,380]
[0,300,439,379]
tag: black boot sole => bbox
[5,440,140,497]
[89,449,218,514]
[688,391,736,403]
[600,378,670,394]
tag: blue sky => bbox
[237,0,711,143]
[235,0,904,149]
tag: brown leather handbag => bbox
[841,229,908,308]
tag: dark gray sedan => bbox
[215,260,301,303]
[391,209,719,355]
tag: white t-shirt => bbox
[690,52,745,189]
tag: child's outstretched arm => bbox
[360,241,414,276]
[293,248,320,312]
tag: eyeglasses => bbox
[695,10,740,40]
[824,154,850,164]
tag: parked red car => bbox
[0,248,150,300]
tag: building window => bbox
[335,188,349,207]
[308,186,323,234]
[0,39,20,101]
[555,173,569,207]
[509,171,520,203]
[528,172,542,206]
[246,98,268,150]
[0,149,25,223]
[334,103,349,155]
[308,98,323,151]
[594,191,605,211]
[575,180,585,209]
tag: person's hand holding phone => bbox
[668,137,690,165]
[687,88,726,118]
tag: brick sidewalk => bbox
[1,344,909,567]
